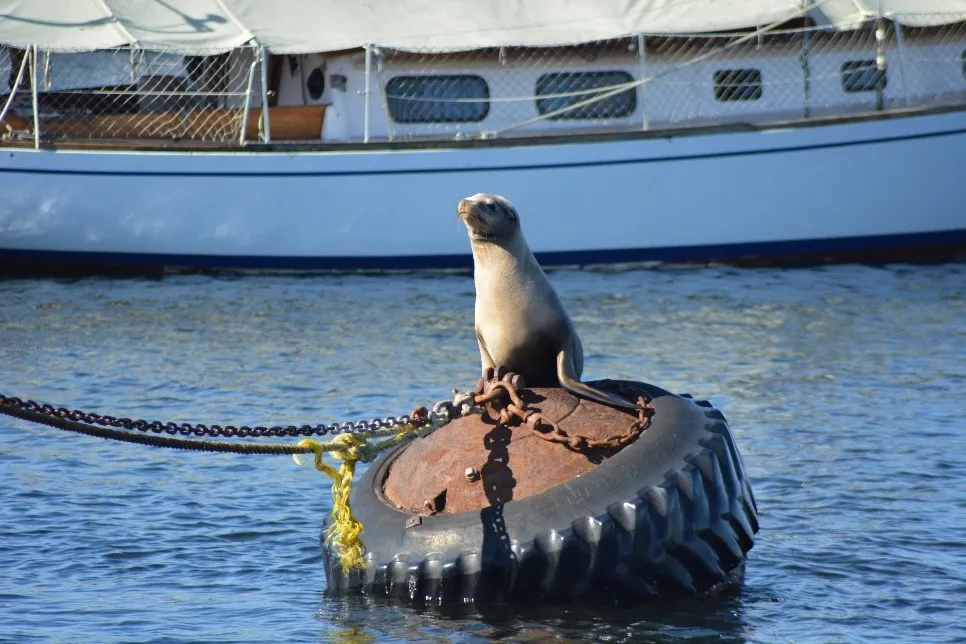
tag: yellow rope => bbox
[300,434,368,570]
[298,417,444,571]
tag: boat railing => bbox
[0,44,268,146]
[0,12,964,149]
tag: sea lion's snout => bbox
[457,198,479,224]
[458,194,489,215]
[458,195,488,238]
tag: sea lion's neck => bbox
[470,234,539,284]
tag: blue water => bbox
[1,264,965,643]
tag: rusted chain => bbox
[0,391,444,456]
[0,393,421,440]
[470,375,653,453]
[0,396,318,454]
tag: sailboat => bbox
[0,0,964,272]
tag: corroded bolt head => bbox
[464,467,481,482]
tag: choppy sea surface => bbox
[1,263,964,643]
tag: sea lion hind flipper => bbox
[556,350,640,411]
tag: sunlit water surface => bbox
[1,264,964,643]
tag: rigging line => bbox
[211,0,258,49]
[0,49,29,125]
[489,0,837,135]
[93,0,138,47]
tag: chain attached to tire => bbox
[469,372,654,452]
[0,382,650,572]
[0,390,471,574]
[0,393,426,441]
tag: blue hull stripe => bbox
[1,127,965,178]
[2,229,965,271]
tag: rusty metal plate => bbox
[382,386,640,514]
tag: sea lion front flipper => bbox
[556,350,640,411]
[477,330,496,376]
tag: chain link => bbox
[470,374,653,453]
[0,394,414,439]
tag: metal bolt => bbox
[422,488,447,515]
[464,467,481,482]
[405,515,422,529]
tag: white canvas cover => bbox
[817,0,966,28]
[0,0,963,53]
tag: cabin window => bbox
[841,60,887,93]
[713,69,763,102]
[535,71,636,120]
[385,75,489,123]
[962,49,966,81]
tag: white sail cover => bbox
[0,0,963,53]
[818,0,966,28]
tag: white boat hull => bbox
[1,109,965,271]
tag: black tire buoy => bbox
[322,381,758,604]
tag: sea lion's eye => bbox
[498,204,515,220]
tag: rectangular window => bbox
[841,60,887,93]
[535,71,636,120]
[713,69,763,102]
[962,49,966,82]
[385,75,489,124]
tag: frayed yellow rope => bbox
[300,434,369,570]
[298,417,442,571]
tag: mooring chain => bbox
[470,377,653,452]
[0,381,648,454]
[0,394,422,439]
[0,382,648,574]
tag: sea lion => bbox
[458,193,638,411]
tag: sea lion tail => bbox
[556,350,641,411]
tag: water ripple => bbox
[1,263,965,642]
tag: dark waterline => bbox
[2,235,966,276]
[1,263,964,642]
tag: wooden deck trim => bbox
[1,103,963,154]
[0,105,325,146]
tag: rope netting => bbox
[0,12,963,144]
[0,45,263,142]
[373,13,966,139]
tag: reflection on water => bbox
[318,591,752,642]
[1,263,964,642]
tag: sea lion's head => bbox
[458,193,520,243]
